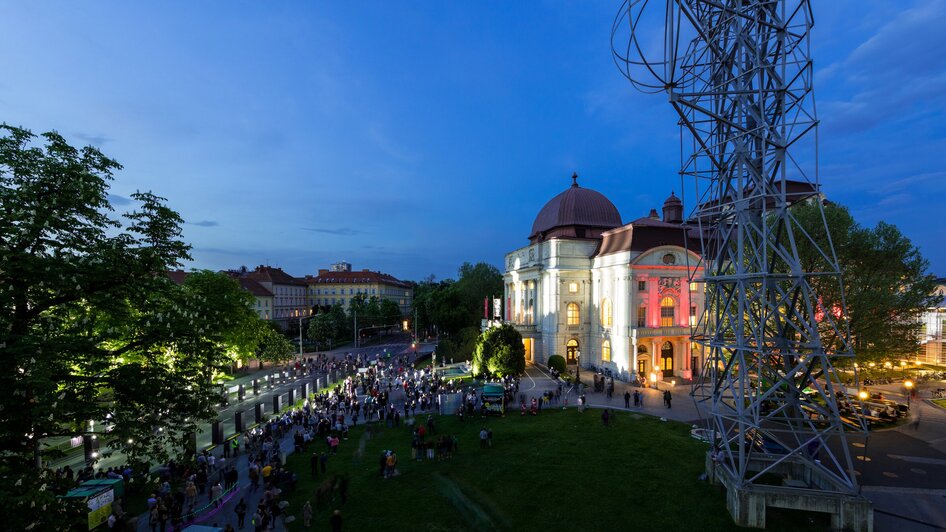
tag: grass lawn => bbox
[933,398,946,409]
[282,409,820,531]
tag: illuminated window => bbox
[601,298,613,327]
[602,340,611,362]
[661,297,675,327]
[690,306,697,320]
[638,280,646,291]
[566,303,580,326]
[637,305,646,327]
[568,282,579,294]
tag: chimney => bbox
[649,208,660,219]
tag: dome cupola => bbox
[529,173,622,242]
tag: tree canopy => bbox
[790,200,941,362]
[471,324,525,378]
[0,125,280,529]
[412,262,503,338]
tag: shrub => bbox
[548,355,566,373]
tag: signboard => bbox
[86,489,113,530]
[492,298,501,319]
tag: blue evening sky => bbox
[1,1,943,281]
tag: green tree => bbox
[307,311,336,350]
[0,125,267,529]
[471,324,525,377]
[790,201,941,362]
[255,320,294,365]
[412,262,503,338]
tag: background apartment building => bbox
[305,261,412,316]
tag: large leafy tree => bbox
[790,201,940,362]
[471,324,525,377]
[0,125,266,529]
[412,262,503,337]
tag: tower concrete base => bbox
[707,452,873,531]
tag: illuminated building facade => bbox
[503,175,705,382]
[917,278,946,365]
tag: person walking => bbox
[479,428,488,449]
[624,390,631,409]
[234,498,247,529]
[601,408,610,427]
[301,500,313,527]
[210,481,222,508]
[664,390,672,409]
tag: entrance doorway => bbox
[661,341,674,378]
[637,345,648,378]
[566,339,579,364]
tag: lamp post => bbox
[650,371,658,390]
[905,380,914,409]
[576,350,581,383]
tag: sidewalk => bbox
[519,365,700,425]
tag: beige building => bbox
[304,263,412,315]
[242,266,311,325]
[503,175,705,382]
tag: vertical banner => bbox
[493,298,501,319]
[484,297,488,319]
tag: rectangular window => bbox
[568,282,578,294]
[689,282,698,292]
[638,280,646,291]
[661,306,675,327]
[690,306,697,320]
[637,306,646,328]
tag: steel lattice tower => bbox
[612,0,869,505]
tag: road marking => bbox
[861,485,946,496]
[888,454,946,466]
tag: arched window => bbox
[660,296,675,327]
[602,340,611,362]
[601,298,613,327]
[566,303,580,326]
[637,304,647,328]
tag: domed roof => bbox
[663,191,682,207]
[529,173,622,240]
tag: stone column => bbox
[254,402,264,424]
[631,336,638,382]
[272,394,282,414]
[234,411,245,433]
[287,389,295,407]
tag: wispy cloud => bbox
[188,220,219,227]
[74,132,113,146]
[820,0,946,133]
[107,194,132,206]
[301,227,364,236]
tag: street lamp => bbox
[650,372,658,390]
[905,380,914,409]
[858,390,869,401]
[576,350,581,383]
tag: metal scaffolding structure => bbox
[612,0,867,498]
